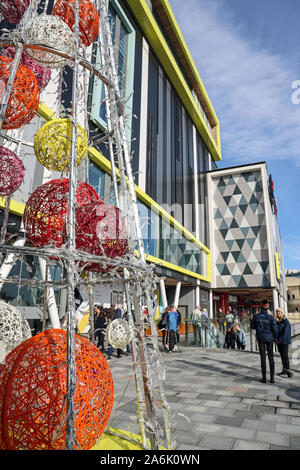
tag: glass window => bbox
[88,161,105,199]
[90,0,135,138]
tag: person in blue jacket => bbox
[250,299,277,383]
[275,308,293,378]
[167,305,178,353]
[234,324,246,350]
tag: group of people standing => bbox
[94,304,128,361]
[250,299,293,383]
[158,305,182,353]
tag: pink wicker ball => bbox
[0,0,30,24]
[23,179,101,249]
[0,146,25,196]
[3,47,51,91]
[75,201,129,272]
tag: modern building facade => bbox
[0,0,287,327]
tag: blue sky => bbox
[168,0,300,270]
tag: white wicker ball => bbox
[0,300,32,352]
[105,318,132,350]
[25,14,75,68]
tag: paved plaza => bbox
[107,338,300,450]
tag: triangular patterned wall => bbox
[211,170,271,288]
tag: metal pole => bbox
[66,0,80,451]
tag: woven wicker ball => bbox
[0,300,31,353]
[75,202,129,271]
[0,0,30,24]
[105,318,132,350]
[53,0,99,47]
[0,146,25,196]
[34,119,88,172]
[25,14,75,68]
[23,179,100,249]
[0,56,39,130]
[4,47,51,91]
[0,329,114,450]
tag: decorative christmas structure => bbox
[25,14,75,68]
[0,0,30,24]
[34,119,88,172]
[0,147,25,196]
[0,329,114,450]
[75,202,129,271]
[106,318,132,351]
[23,179,100,249]
[3,47,51,91]
[0,300,31,354]
[0,56,39,129]
[52,0,100,47]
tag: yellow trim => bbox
[159,0,219,127]
[0,197,25,216]
[275,252,281,281]
[126,0,221,161]
[143,252,210,282]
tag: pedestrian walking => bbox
[94,305,108,351]
[234,324,246,350]
[275,308,293,378]
[225,308,234,327]
[191,305,202,344]
[176,308,182,344]
[250,299,277,383]
[107,306,123,360]
[158,307,169,351]
[217,307,225,331]
[167,305,178,352]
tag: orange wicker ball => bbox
[0,56,39,130]
[52,0,99,46]
[0,329,114,450]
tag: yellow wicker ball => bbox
[34,119,88,172]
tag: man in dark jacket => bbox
[250,299,277,383]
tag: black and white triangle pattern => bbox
[212,170,271,288]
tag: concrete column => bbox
[159,278,168,309]
[209,289,213,319]
[174,282,181,308]
[195,283,200,308]
[38,258,60,329]
[0,238,26,291]
[272,288,279,314]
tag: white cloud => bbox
[169,0,300,165]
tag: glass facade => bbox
[145,49,210,239]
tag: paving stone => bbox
[234,410,258,420]
[289,437,300,449]
[241,419,275,432]
[255,431,289,447]
[194,423,224,435]
[222,426,256,440]
[233,439,270,450]
[199,435,235,450]
[214,416,244,427]
[275,423,300,435]
[264,400,290,408]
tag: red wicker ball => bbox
[0,329,114,450]
[0,0,30,24]
[0,56,39,130]
[75,202,129,272]
[52,0,99,47]
[0,146,25,196]
[23,179,100,249]
[4,47,51,91]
